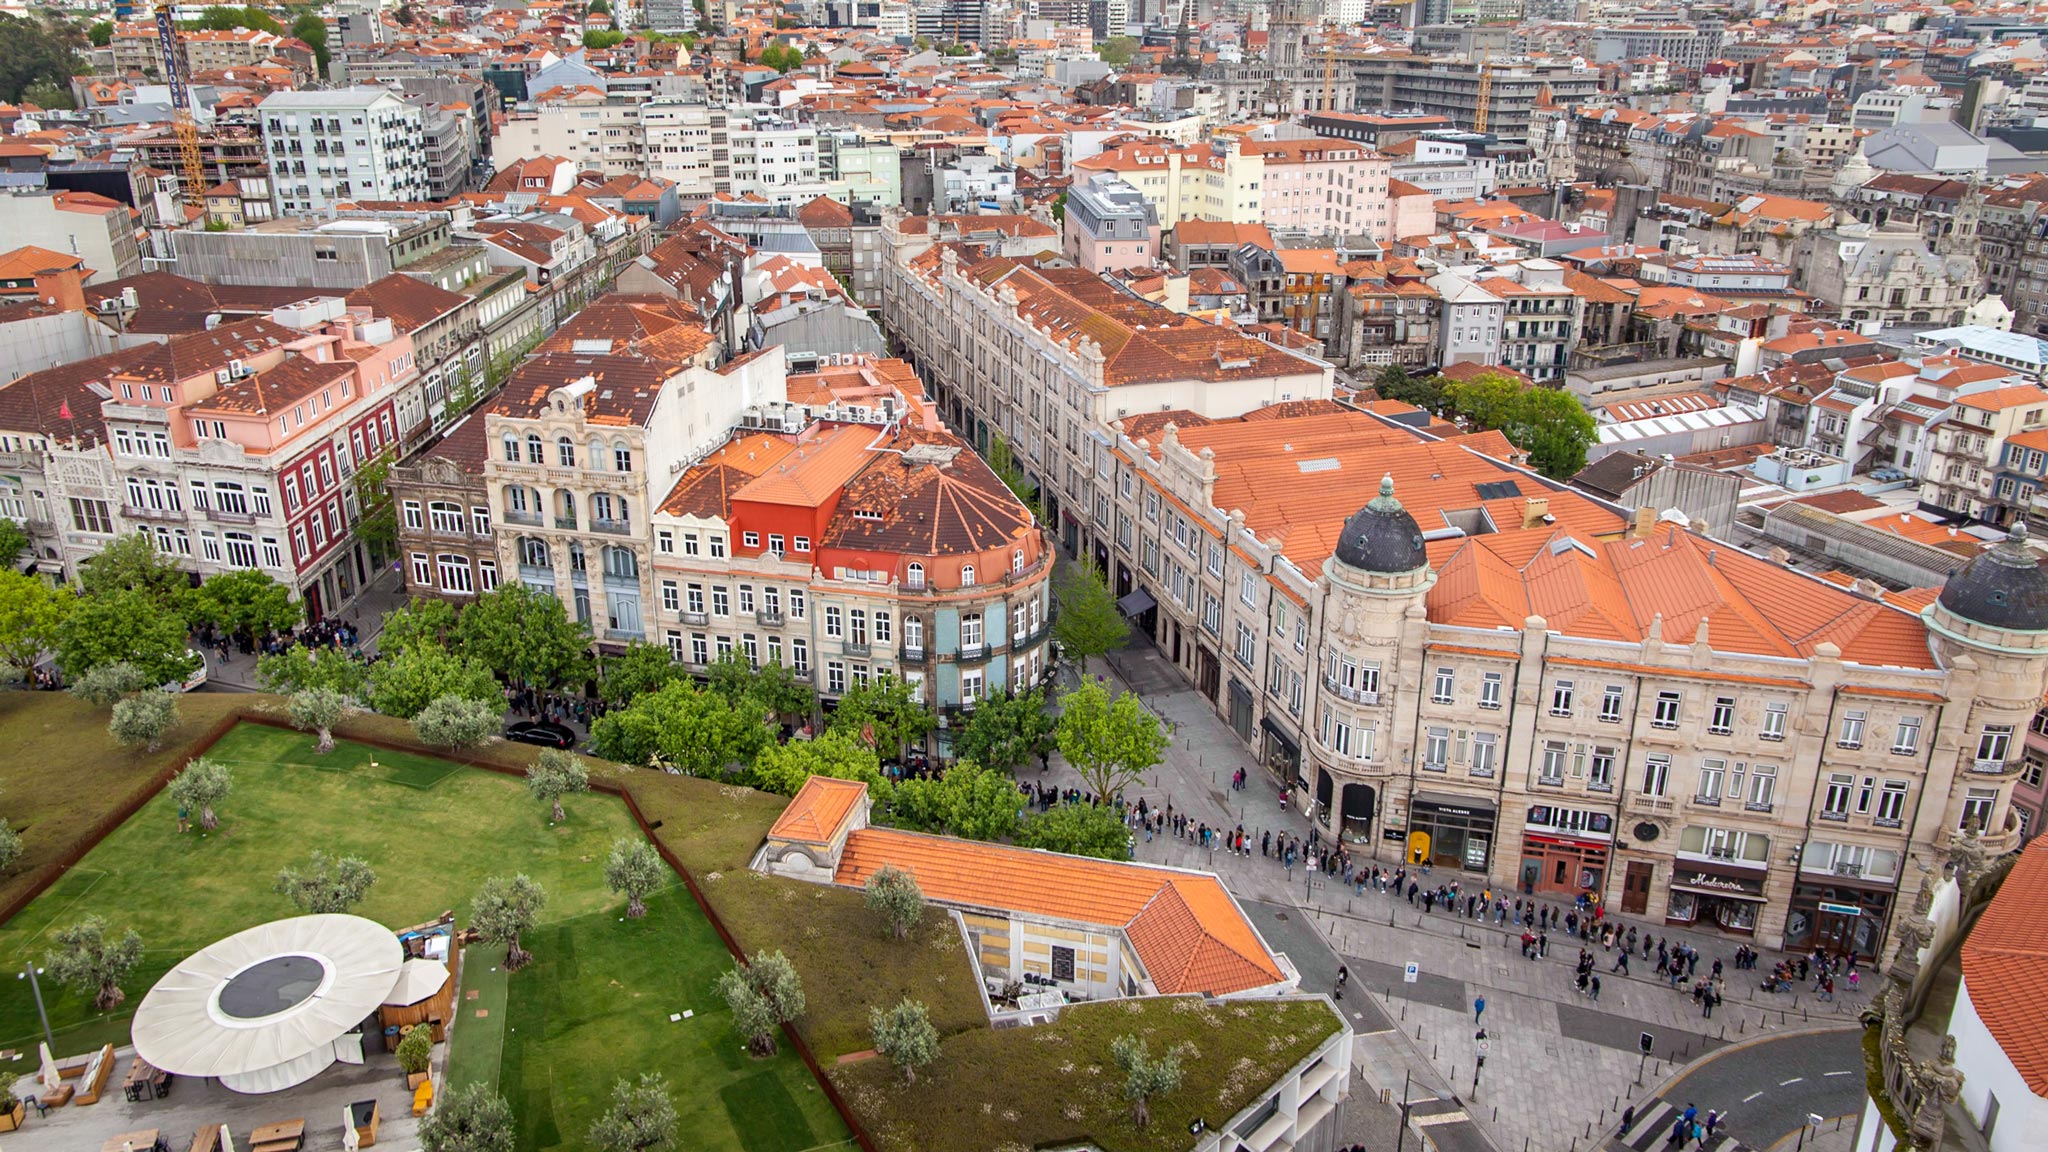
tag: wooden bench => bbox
[249,1117,305,1152]
[73,1044,114,1106]
[188,1124,221,1152]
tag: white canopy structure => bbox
[131,915,404,1095]
[382,958,449,1008]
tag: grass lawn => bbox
[0,721,643,1054]
[450,888,850,1152]
[832,995,1343,1152]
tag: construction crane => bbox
[1321,42,1338,115]
[154,3,208,210]
[1473,46,1494,135]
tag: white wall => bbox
[1950,976,2048,1152]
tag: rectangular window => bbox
[1822,773,1854,818]
[1977,725,2014,766]
[409,552,430,586]
[1698,759,1725,804]
[791,637,809,673]
[1424,727,1448,770]
[739,585,756,615]
[1839,710,1866,749]
[691,635,708,665]
[1747,763,1776,810]
[1762,702,1787,741]
[1642,754,1670,797]
[1961,787,1997,831]
[1480,672,1502,710]
[1599,686,1624,723]
[827,662,846,695]
[682,532,700,556]
[1539,741,1567,784]
[1471,732,1497,777]
[1652,691,1681,729]
[1876,780,1908,825]
[711,587,729,616]
[1549,680,1575,717]
[1432,667,1454,705]
[1891,717,1921,755]
[1589,747,1614,789]
[661,581,679,612]
[1709,697,1734,736]
[657,529,674,554]
[825,606,843,638]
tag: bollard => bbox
[1739,1018,1746,1034]
[1416,1024,1422,1039]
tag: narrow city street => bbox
[1031,638,1876,1152]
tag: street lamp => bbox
[19,962,54,1053]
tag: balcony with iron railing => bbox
[956,642,987,662]
[681,610,708,626]
[123,504,184,523]
[1323,678,1379,706]
[554,515,578,530]
[900,643,926,662]
[504,508,542,527]
[591,517,632,536]
[756,610,784,628]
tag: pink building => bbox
[1063,176,1161,275]
[1244,138,1393,243]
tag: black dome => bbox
[1938,523,2048,632]
[1334,475,1428,574]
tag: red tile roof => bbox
[1961,838,2048,1094]
[768,776,867,845]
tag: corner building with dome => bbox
[1094,405,2048,966]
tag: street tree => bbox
[527,748,590,821]
[57,589,198,688]
[471,874,546,970]
[0,569,68,681]
[1095,34,1136,64]
[827,675,931,760]
[418,1082,515,1152]
[1052,564,1128,676]
[44,915,143,1011]
[190,569,301,645]
[366,644,501,719]
[0,518,25,565]
[604,838,663,918]
[286,686,357,753]
[453,583,591,689]
[257,645,368,698]
[169,757,231,830]
[67,661,142,707]
[413,693,504,751]
[588,1073,678,1152]
[290,11,329,73]
[1054,676,1167,803]
[869,998,939,1083]
[110,690,179,751]
[953,687,1055,775]
[274,850,376,914]
[377,598,459,656]
[749,730,885,797]
[717,950,805,1056]
[1016,802,1131,860]
[759,42,801,71]
[590,680,769,777]
[76,533,191,619]
[893,760,1019,841]
[1111,1034,1185,1128]
[598,641,681,706]
[863,864,924,940]
[706,651,814,723]
[0,14,79,109]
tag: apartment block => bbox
[259,88,430,214]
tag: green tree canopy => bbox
[891,761,1019,841]
[870,998,939,1082]
[1016,802,1131,860]
[77,534,192,621]
[57,589,198,688]
[527,747,590,821]
[181,6,283,33]
[1375,365,1446,411]
[0,518,27,567]
[953,687,1055,775]
[378,598,459,656]
[110,690,179,751]
[603,837,664,918]
[0,570,69,681]
[453,583,590,688]
[1097,35,1137,65]
[418,1082,515,1152]
[0,14,81,104]
[257,645,368,698]
[759,42,802,71]
[169,756,231,830]
[1053,564,1128,675]
[707,652,815,722]
[1111,1034,1185,1128]
[1054,676,1166,803]
[749,730,885,797]
[0,821,20,874]
[590,680,769,776]
[44,914,142,1011]
[1440,372,1597,479]
[412,693,504,751]
[471,873,546,970]
[291,11,330,74]
[366,644,501,719]
[717,950,805,1056]
[67,661,142,708]
[191,569,302,643]
[863,863,924,940]
[598,641,683,706]
[827,675,932,759]
[87,20,113,46]
[588,1073,678,1152]
[286,685,358,753]
[274,850,376,914]
[584,29,626,48]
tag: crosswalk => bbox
[1611,1098,1748,1152]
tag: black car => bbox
[505,720,579,749]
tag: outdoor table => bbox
[249,1118,306,1152]
[102,1129,162,1152]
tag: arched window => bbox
[589,437,606,470]
[525,434,544,464]
[613,440,633,472]
[557,490,577,525]
[557,437,576,468]
[428,501,463,533]
[907,561,925,588]
[569,542,587,572]
[602,546,638,579]
[501,433,518,462]
[1011,548,1024,573]
[519,538,550,568]
[960,564,976,587]
[505,485,529,515]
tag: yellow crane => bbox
[155,3,208,208]
[1321,42,1338,114]
[1473,46,1494,135]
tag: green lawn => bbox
[453,889,850,1152]
[0,722,644,1054]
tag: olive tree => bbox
[169,756,232,831]
[604,837,663,918]
[67,660,141,707]
[527,747,590,821]
[413,693,504,751]
[286,686,357,753]
[418,1082,515,1152]
[0,820,19,873]
[864,864,924,940]
[588,1073,678,1152]
[109,689,179,751]
[1111,1034,1185,1128]
[870,998,939,1083]
[44,915,144,1011]
[471,874,546,970]
[274,850,377,914]
[717,950,804,1057]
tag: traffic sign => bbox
[1639,1031,1655,1054]
[1403,962,1420,984]
[1476,1038,1490,1055]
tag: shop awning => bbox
[1259,716,1300,757]
[1412,791,1498,814]
[1670,863,1767,902]
[1116,587,1157,616]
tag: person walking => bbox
[1613,949,1630,975]
[1590,974,1602,1001]
[1474,995,1487,1023]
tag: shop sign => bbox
[1817,902,1863,917]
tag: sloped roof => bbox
[346,273,467,332]
[1961,838,2048,1094]
[824,426,1035,558]
[833,826,1286,995]
[115,317,297,384]
[767,776,867,846]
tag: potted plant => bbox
[0,1089,25,1132]
[396,1025,433,1090]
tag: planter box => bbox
[0,1100,27,1132]
[406,1071,429,1091]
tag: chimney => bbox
[34,267,87,314]
[1522,496,1552,529]
[1630,506,1656,538]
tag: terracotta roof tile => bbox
[768,776,867,845]
[1961,839,2048,1094]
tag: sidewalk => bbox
[1034,639,1872,1152]
[205,567,411,692]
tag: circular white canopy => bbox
[383,958,450,1007]
[132,915,404,1085]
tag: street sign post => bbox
[1404,961,1419,983]
[1636,1031,1654,1087]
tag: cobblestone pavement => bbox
[1033,641,1874,1152]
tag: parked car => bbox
[1869,468,1907,483]
[168,650,208,693]
[505,720,578,749]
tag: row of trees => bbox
[1374,366,1599,479]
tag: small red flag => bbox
[58,400,72,420]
